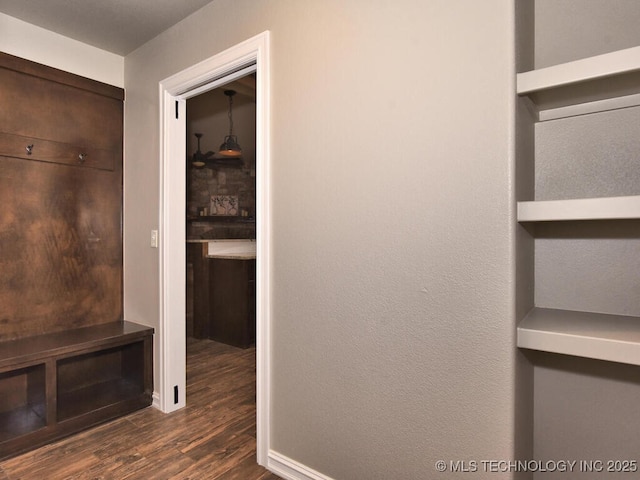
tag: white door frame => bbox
[157,31,271,465]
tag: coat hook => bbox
[26,144,34,155]
[78,153,87,163]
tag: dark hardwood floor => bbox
[0,338,281,480]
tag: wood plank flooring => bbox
[0,338,281,480]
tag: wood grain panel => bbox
[189,243,211,339]
[0,155,122,341]
[0,54,123,342]
[0,132,115,171]
[0,63,123,152]
[209,258,256,348]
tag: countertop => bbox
[191,239,256,260]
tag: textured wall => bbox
[532,3,640,477]
[124,1,517,478]
[533,108,640,477]
[535,108,640,202]
[535,0,640,68]
[534,353,640,480]
[534,106,640,316]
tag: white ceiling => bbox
[0,0,215,55]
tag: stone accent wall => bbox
[187,165,256,239]
[186,81,256,240]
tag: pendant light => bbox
[218,90,242,157]
[191,133,214,168]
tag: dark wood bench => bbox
[0,321,153,460]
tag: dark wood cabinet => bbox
[0,322,153,460]
[209,258,256,349]
[0,52,123,171]
[187,243,256,348]
[0,364,46,444]
[188,243,211,339]
[0,54,150,460]
[0,52,124,342]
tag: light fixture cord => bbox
[228,94,234,136]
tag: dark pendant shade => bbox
[219,90,242,157]
[219,134,242,157]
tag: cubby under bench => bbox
[0,321,153,460]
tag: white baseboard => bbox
[152,391,161,410]
[266,450,335,480]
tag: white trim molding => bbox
[157,30,271,466]
[267,451,336,480]
[157,89,187,413]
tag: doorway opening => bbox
[186,76,257,346]
[185,79,258,455]
[158,31,270,466]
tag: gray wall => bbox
[535,0,640,68]
[532,108,640,478]
[532,107,640,479]
[533,353,640,480]
[124,1,518,478]
[531,2,640,478]
[534,107,640,316]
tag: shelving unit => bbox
[56,341,146,421]
[518,308,640,366]
[516,45,640,364]
[0,321,153,460]
[0,364,46,443]
[517,195,640,222]
[0,53,150,462]
[517,45,640,121]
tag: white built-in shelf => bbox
[518,46,640,94]
[518,308,640,366]
[517,195,640,222]
[517,46,640,121]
